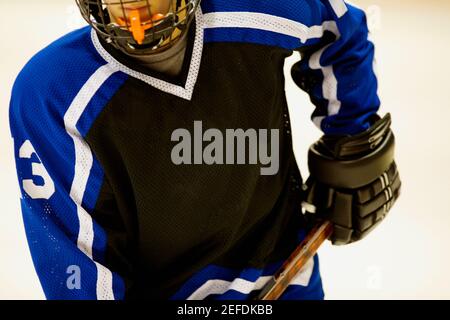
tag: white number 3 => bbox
[19,140,55,200]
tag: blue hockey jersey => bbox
[9,0,379,300]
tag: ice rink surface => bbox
[1,0,449,299]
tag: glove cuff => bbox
[308,113,395,189]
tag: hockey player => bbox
[9,0,401,300]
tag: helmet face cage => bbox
[76,0,200,55]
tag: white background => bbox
[1,0,449,299]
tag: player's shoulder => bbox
[11,26,105,108]
[10,26,108,129]
[201,0,321,24]
[200,0,324,50]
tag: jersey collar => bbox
[91,7,204,101]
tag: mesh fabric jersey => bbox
[9,0,379,300]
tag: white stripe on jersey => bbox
[328,0,348,18]
[187,258,314,300]
[202,11,338,44]
[64,63,119,300]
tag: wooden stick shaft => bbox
[258,220,334,300]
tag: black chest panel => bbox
[86,42,305,298]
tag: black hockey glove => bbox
[302,113,401,245]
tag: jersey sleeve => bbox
[292,1,380,135]
[9,58,127,300]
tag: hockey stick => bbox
[256,220,334,300]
